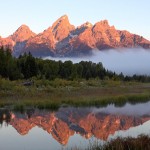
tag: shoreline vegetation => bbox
[0,78,150,110]
[73,135,150,150]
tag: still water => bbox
[0,101,150,150]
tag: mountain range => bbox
[0,15,150,57]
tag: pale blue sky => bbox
[0,0,150,40]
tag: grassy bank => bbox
[0,78,150,110]
[82,135,150,150]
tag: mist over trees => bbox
[0,47,150,82]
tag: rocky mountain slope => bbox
[0,15,150,57]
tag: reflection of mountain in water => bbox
[0,107,150,145]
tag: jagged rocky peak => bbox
[59,14,68,20]
[51,15,75,41]
[27,26,55,46]
[42,27,53,36]
[76,22,93,31]
[10,24,36,42]
[0,37,15,50]
[99,19,109,26]
[93,19,110,30]
[17,24,30,30]
[81,22,93,28]
[52,15,69,29]
[71,22,93,36]
[24,26,56,57]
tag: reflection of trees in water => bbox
[0,108,35,126]
[0,109,12,126]
[25,109,35,119]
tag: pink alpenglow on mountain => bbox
[0,15,150,57]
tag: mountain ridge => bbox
[0,15,150,57]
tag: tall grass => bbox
[103,135,150,150]
[94,135,150,150]
[71,135,150,150]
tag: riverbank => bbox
[0,78,150,110]
[79,135,150,150]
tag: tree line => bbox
[0,47,150,82]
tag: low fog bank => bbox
[44,48,150,76]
